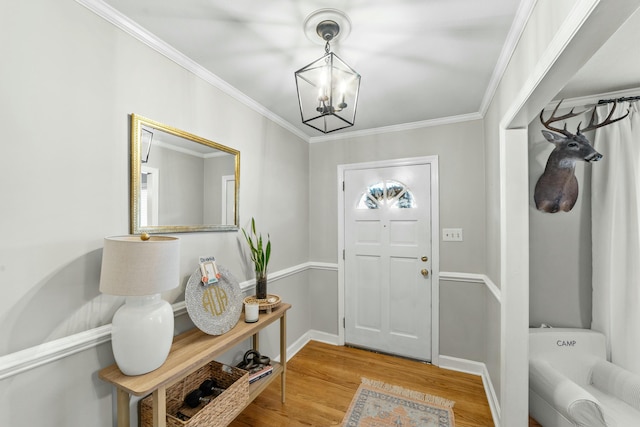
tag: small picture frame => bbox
[199,256,221,285]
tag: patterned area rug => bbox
[341,378,455,427]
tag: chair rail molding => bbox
[440,271,501,302]
[0,262,334,380]
[0,325,112,381]
[0,264,500,381]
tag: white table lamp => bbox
[100,235,180,376]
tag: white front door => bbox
[343,162,434,361]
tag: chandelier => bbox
[295,10,361,134]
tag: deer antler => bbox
[578,100,630,134]
[539,99,587,138]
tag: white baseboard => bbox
[283,332,502,427]
[0,324,501,426]
[439,355,501,427]
[274,330,340,363]
[438,354,485,375]
[308,330,342,346]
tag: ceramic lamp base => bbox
[111,294,174,376]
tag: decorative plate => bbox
[185,265,242,335]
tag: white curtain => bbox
[592,101,640,374]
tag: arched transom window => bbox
[356,180,416,209]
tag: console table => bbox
[99,303,291,427]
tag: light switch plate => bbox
[443,228,463,241]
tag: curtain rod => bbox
[597,95,640,104]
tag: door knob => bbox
[421,269,429,277]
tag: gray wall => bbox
[0,1,309,425]
[483,0,579,287]
[528,107,594,329]
[309,120,487,272]
[439,279,487,362]
[204,154,236,224]
[147,144,205,225]
[0,0,601,425]
[481,0,580,413]
[308,268,340,335]
[307,119,492,366]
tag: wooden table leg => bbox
[280,311,287,403]
[116,389,130,427]
[152,386,167,427]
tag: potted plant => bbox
[242,217,271,299]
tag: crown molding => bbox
[308,112,483,143]
[75,0,542,145]
[75,0,309,142]
[479,0,539,116]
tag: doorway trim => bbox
[495,1,640,424]
[337,156,440,365]
[221,174,235,225]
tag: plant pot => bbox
[256,273,267,300]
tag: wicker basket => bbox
[140,361,249,427]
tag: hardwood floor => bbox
[230,340,495,426]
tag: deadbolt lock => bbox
[421,256,428,262]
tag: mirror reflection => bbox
[130,114,240,233]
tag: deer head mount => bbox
[534,100,629,213]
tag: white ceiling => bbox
[97,0,640,139]
[557,6,640,101]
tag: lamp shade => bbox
[99,235,180,296]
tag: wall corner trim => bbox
[440,271,501,302]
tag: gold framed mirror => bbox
[130,114,240,234]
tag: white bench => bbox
[529,328,640,426]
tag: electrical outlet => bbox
[442,228,463,241]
